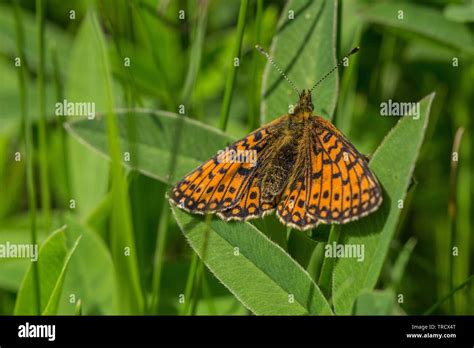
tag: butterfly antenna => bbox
[256,45,300,96]
[309,46,360,93]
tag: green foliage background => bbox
[0,0,472,315]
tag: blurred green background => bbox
[0,0,472,315]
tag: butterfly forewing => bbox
[305,117,382,223]
[169,116,288,215]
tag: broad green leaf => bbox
[172,208,333,315]
[353,290,396,315]
[14,226,81,315]
[363,3,474,55]
[42,237,82,316]
[65,110,234,184]
[443,2,474,23]
[261,0,338,122]
[57,215,117,315]
[332,92,435,314]
[65,11,110,217]
[0,214,58,292]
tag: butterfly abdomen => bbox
[261,137,299,202]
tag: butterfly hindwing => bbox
[276,172,320,230]
[169,116,288,215]
[217,172,276,221]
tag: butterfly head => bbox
[294,89,314,114]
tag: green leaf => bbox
[332,92,435,314]
[444,2,474,23]
[0,214,58,292]
[172,208,332,315]
[353,290,396,315]
[14,225,81,315]
[42,238,82,315]
[65,10,110,217]
[389,237,417,289]
[65,110,234,184]
[287,230,318,269]
[57,215,117,315]
[363,3,474,55]
[261,0,338,122]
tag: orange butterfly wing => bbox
[276,169,320,230]
[216,173,277,221]
[169,116,288,216]
[276,116,382,229]
[306,116,382,223]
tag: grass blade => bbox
[332,92,435,314]
[13,0,41,315]
[218,0,248,130]
[35,0,51,229]
[88,10,144,314]
[424,275,474,315]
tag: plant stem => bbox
[189,258,205,315]
[318,225,341,298]
[424,274,474,315]
[91,11,144,314]
[180,252,199,315]
[218,0,248,130]
[36,0,51,229]
[448,127,464,313]
[75,299,82,316]
[189,214,211,315]
[248,0,263,131]
[201,271,217,315]
[150,96,186,315]
[181,0,209,108]
[14,0,41,315]
[51,44,71,202]
[150,205,171,313]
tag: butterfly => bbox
[168,46,382,231]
